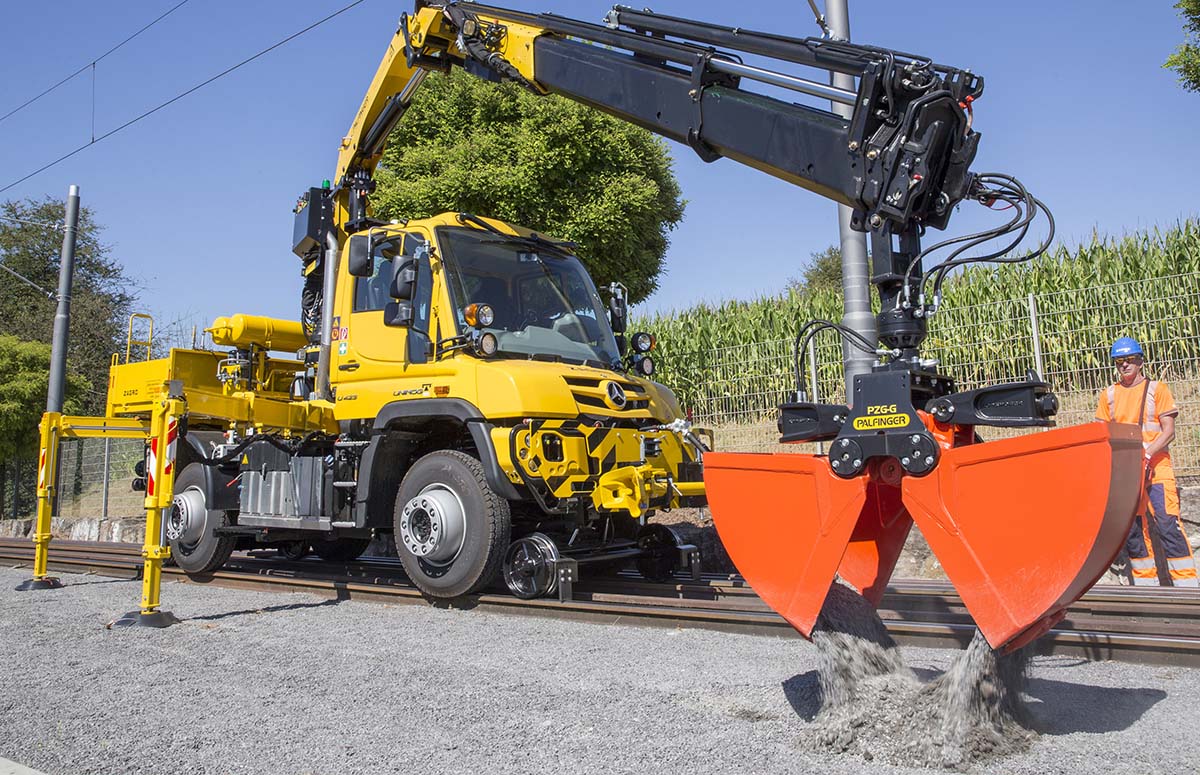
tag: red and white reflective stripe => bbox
[147,418,179,497]
[37,449,47,490]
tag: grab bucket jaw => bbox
[901,422,1143,649]
[705,422,1143,650]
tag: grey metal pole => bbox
[824,1,876,400]
[46,185,80,414]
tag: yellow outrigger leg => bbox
[110,395,185,628]
[14,413,65,591]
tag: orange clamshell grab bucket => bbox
[704,422,1144,651]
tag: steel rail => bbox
[4,538,1199,666]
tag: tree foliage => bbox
[788,244,844,294]
[0,198,130,416]
[1166,0,1200,92]
[0,336,89,461]
[372,70,685,303]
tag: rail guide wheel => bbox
[636,524,682,582]
[502,533,560,599]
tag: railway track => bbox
[4,537,1199,667]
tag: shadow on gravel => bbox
[781,672,823,721]
[1023,678,1166,734]
[185,597,343,622]
[63,577,135,587]
[429,597,481,611]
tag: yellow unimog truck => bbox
[103,206,707,602]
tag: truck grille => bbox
[563,376,650,413]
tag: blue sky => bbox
[1,0,1197,334]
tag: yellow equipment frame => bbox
[20,389,188,627]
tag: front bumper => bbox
[491,419,706,517]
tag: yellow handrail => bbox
[125,313,154,363]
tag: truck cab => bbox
[136,204,706,602]
[317,211,707,598]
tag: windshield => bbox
[437,226,621,368]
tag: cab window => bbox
[353,233,427,313]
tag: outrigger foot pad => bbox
[108,610,181,629]
[15,577,64,591]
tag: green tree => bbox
[0,336,89,461]
[0,197,131,415]
[372,70,685,303]
[1166,0,1200,92]
[788,245,844,293]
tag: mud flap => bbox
[902,422,1144,650]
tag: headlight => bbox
[631,331,656,353]
[634,354,655,376]
[464,303,495,328]
[475,331,499,356]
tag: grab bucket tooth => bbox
[901,421,1143,650]
[704,422,1143,650]
[836,478,913,607]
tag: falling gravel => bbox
[1,566,1198,775]
[806,583,1034,770]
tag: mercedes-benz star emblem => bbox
[604,380,627,409]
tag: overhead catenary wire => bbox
[0,0,368,195]
[0,0,192,127]
[0,257,56,300]
[0,214,62,230]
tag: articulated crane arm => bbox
[334,2,1142,652]
[343,3,981,277]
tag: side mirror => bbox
[384,300,414,328]
[389,258,418,300]
[347,234,373,277]
[608,295,627,334]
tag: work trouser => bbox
[1126,472,1199,587]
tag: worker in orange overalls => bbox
[1096,336,1197,586]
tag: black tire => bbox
[167,464,237,574]
[277,540,311,561]
[393,450,511,598]
[311,537,371,562]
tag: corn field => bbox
[636,220,1200,480]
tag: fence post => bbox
[12,464,20,520]
[101,438,111,520]
[808,338,824,455]
[1027,293,1045,377]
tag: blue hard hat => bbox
[1110,336,1143,359]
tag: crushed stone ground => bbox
[0,566,1197,775]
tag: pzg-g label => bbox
[852,404,909,431]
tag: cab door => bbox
[331,231,437,417]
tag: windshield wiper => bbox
[477,235,575,257]
[458,212,577,254]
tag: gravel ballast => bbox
[0,566,1195,775]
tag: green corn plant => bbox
[633,221,1200,477]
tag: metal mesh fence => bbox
[685,272,1200,482]
[0,438,145,521]
[2,273,1198,519]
